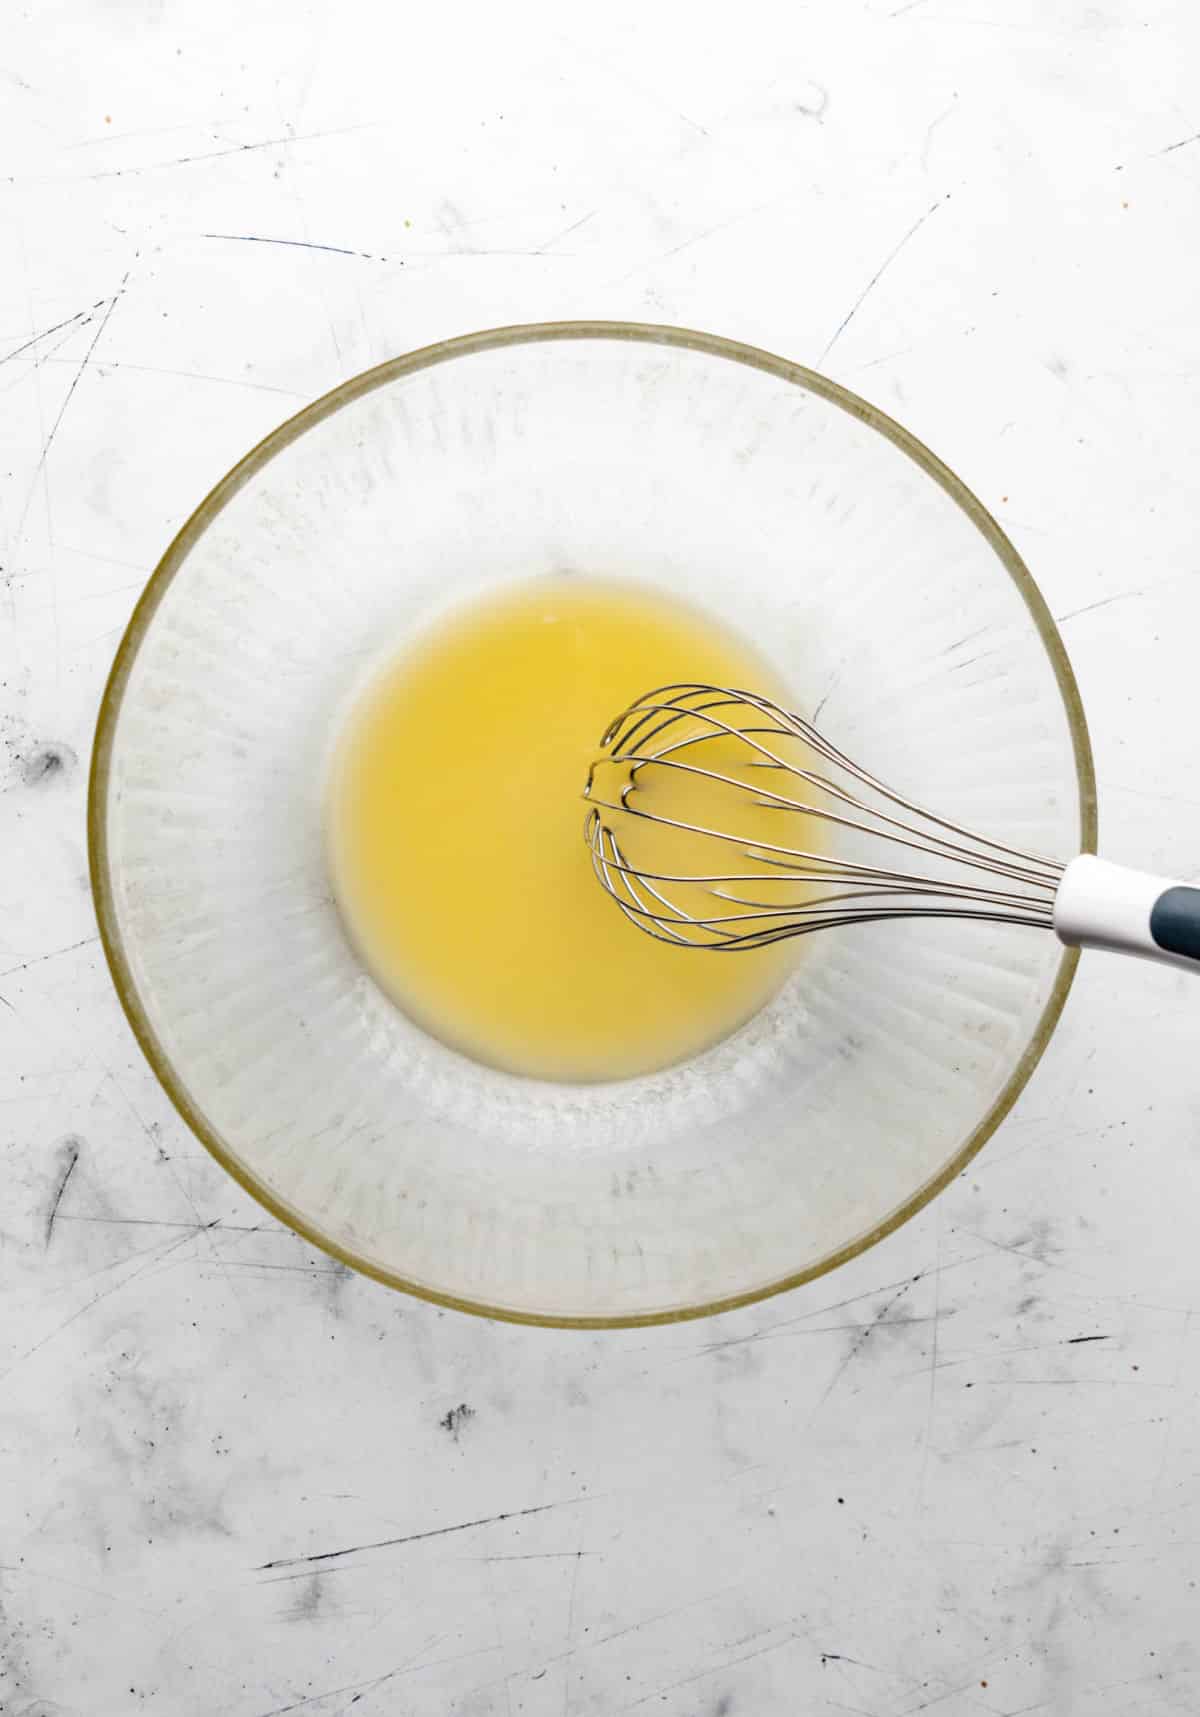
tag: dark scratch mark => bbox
[213,1260,344,1274]
[693,1313,942,1361]
[247,1651,437,1717]
[76,358,307,398]
[965,1228,1072,1275]
[476,1582,750,1700]
[1157,130,1200,157]
[751,1253,990,1340]
[401,246,578,260]
[1054,589,1146,623]
[1067,1334,1110,1344]
[54,1214,262,1232]
[251,1673,375,1713]
[257,1497,588,1572]
[1,304,103,366]
[920,97,957,170]
[249,1640,494,1714]
[616,198,788,284]
[44,1136,81,1246]
[947,645,1005,672]
[68,122,375,182]
[0,935,99,980]
[62,116,237,153]
[622,1635,797,1711]
[964,1377,1151,1389]
[945,623,992,653]
[477,1551,601,1562]
[817,197,946,366]
[202,231,387,261]
[13,269,132,549]
[857,342,915,370]
[0,992,13,1012]
[811,672,842,724]
[903,1680,982,1713]
[812,1278,918,1413]
[0,1559,162,1616]
[0,322,96,401]
[535,210,597,253]
[654,202,779,264]
[59,543,149,571]
[0,1227,205,1385]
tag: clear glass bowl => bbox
[89,324,1096,1326]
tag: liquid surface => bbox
[328,577,806,1081]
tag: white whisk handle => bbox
[1054,855,1200,972]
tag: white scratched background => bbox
[3,3,1200,1713]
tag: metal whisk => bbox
[583,683,1200,972]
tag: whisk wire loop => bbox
[583,683,1063,950]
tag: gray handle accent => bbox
[1149,886,1200,964]
[1054,856,1200,973]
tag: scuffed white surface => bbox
[3,2,1200,1712]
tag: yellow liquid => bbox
[329,577,805,1082]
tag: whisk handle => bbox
[1054,855,1200,972]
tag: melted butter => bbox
[328,576,814,1081]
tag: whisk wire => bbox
[607,684,1063,872]
[584,682,1062,950]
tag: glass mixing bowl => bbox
[89,324,1095,1326]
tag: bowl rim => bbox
[88,320,1098,1329]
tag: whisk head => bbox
[583,683,1064,950]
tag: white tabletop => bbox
[4,4,1199,1713]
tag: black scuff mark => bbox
[257,1496,587,1574]
[816,195,947,366]
[284,1572,325,1624]
[1157,129,1200,157]
[61,121,376,183]
[439,1402,476,1440]
[1,302,103,366]
[26,272,131,480]
[44,1135,82,1246]
[795,83,828,121]
[813,1276,920,1410]
[21,740,78,787]
[203,231,390,262]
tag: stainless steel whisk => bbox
[583,683,1200,973]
